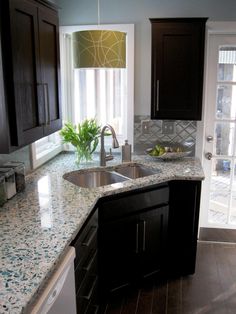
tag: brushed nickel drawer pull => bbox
[82,226,97,247]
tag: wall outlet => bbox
[141,120,151,134]
[162,121,175,135]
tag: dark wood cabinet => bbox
[150,18,207,120]
[70,179,202,309]
[168,180,202,276]
[0,0,61,153]
[98,184,169,297]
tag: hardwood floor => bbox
[101,241,236,314]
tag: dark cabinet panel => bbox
[9,0,44,146]
[139,205,168,279]
[168,180,202,276]
[150,18,207,120]
[38,7,61,136]
[99,214,138,293]
[0,0,61,153]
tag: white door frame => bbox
[197,22,236,229]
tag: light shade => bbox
[72,30,126,68]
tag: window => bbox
[60,24,134,149]
[31,132,62,169]
[31,24,134,169]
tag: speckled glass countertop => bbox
[0,152,204,314]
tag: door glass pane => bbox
[210,159,231,191]
[230,191,236,224]
[218,47,236,82]
[216,85,236,119]
[215,122,234,156]
[209,159,231,224]
[209,191,229,224]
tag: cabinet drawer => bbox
[76,275,97,314]
[72,211,98,267]
[75,248,97,293]
[74,225,97,267]
[99,185,169,222]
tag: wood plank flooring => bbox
[101,241,236,314]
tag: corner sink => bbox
[114,163,160,179]
[63,169,128,188]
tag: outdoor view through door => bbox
[203,34,236,228]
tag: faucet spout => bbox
[100,124,119,166]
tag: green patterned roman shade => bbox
[72,30,126,68]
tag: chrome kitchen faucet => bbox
[100,124,119,166]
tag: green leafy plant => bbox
[60,119,101,164]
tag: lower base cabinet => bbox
[98,183,169,298]
[71,180,201,312]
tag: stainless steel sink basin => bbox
[63,169,128,188]
[114,163,160,179]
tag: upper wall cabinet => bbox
[150,18,207,121]
[0,0,62,153]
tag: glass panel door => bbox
[203,36,236,228]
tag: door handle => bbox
[205,152,212,160]
[206,135,214,143]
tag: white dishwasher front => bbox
[31,246,76,314]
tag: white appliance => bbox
[31,246,76,314]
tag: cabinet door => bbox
[9,0,44,146]
[99,215,138,295]
[38,8,62,136]
[139,205,169,278]
[150,18,206,120]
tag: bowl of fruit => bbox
[146,144,191,160]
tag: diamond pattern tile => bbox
[134,116,197,155]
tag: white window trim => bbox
[31,135,63,169]
[60,24,134,149]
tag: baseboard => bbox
[199,227,236,243]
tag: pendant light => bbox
[72,0,126,69]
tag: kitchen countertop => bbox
[0,152,204,314]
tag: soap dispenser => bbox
[122,140,131,162]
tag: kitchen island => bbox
[0,152,204,313]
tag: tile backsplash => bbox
[134,115,197,155]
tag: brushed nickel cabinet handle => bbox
[156,80,159,112]
[43,83,50,125]
[82,249,97,271]
[81,276,97,300]
[82,226,97,247]
[37,83,45,126]
[136,223,139,254]
[142,220,146,252]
